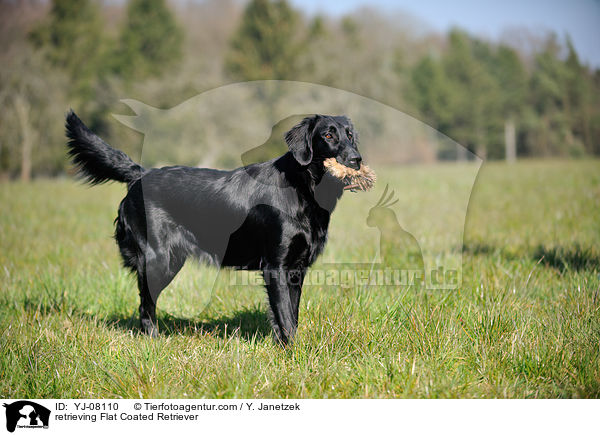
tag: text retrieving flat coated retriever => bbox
[65,111,364,345]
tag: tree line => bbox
[1,0,599,179]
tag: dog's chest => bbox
[299,203,331,267]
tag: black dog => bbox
[65,111,362,345]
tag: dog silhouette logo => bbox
[113,80,482,298]
[3,401,50,432]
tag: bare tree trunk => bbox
[504,117,516,163]
[14,95,33,182]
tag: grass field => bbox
[1,159,599,398]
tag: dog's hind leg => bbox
[115,199,180,336]
[137,246,186,337]
[138,270,158,337]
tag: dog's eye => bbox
[347,131,353,138]
[325,134,332,139]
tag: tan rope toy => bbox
[323,158,377,192]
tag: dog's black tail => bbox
[65,110,145,185]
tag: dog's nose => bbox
[348,157,362,170]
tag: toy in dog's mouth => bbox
[323,158,376,192]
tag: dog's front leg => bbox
[288,269,305,326]
[263,267,297,346]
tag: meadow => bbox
[1,159,599,398]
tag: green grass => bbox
[1,159,599,398]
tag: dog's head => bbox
[284,115,362,170]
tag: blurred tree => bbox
[340,16,360,48]
[563,37,595,154]
[491,45,528,161]
[409,55,459,159]
[308,15,326,40]
[114,0,183,82]
[442,30,500,159]
[528,37,579,156]
[410,56,452,132]
[30,0,106,102]
[298,9,401,109]
[225,0,301,81]
[408,31,558,161]
[1,2,68,180]
[590,69,600,155]
[30,0,114,136]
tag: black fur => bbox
[66,112,144,185]
[65,110,363,345]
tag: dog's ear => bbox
[285,116,317,166]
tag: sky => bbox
[290,0,600,68]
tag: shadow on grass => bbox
[462,243,519,260]
[533,244,600,273]
[17,295,272,341]
[104,305,272,341]
[464,242,600,273]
